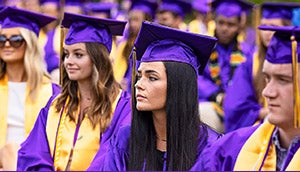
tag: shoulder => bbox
[113,125,131,151]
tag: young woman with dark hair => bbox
[91,21,221,171]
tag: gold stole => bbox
[113,41,128,83]
[46,91,121,170]
[0,75,53,146]
[234,121,300,170]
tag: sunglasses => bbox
[0,35,25,48]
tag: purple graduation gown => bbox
[198,42,251,101]
[17,91,131,170]
[223,57,262,133]
[44,29,59,73]
[193,124,260,171]
[88,125,221,171]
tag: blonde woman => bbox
[0,6,60,170]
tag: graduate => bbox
[88,21,221,171]
[224,2,300,133]
[17,12,131,171]
[197,25,300,171]
[113,0,158,92]
[197,0,254,133]
[156,0,191,31]
[0,6,60,170]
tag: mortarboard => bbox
[192,0,211,14]
[211,0,254,18]
[258,25,300,128]
[40,0,59,6]
[61,12,126,52]
[133,21,217,74]
[261,2,300,20]
[159,0,192,18]
[84,2,118,16]
[258,25,300,64]
[0,6,56,36]
[130,0,158,19]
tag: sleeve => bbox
[223,61,261,133]
[87,125,131,171]
[17,96,56,171]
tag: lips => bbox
[136,94,146,101]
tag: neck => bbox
[6,63,27,82]
[78,81,93,110]
[152,110,167,151]
[278,127,300,149]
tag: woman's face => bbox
[260,18,285,47]
[63,43,94,82]
[135,61,167,112]
[128,10,145,34]
[0,27,26,64]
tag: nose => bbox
[135,78,144,90]
[262,82,276,100]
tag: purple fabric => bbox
[262,2,300,20]
[0,6,56,36]
[130,0,158,18]
[135,22,217,75]
[61,12,126,52]
[89,125,221,171]
[193,124,260,171]
[223,57,262,133]
[17,91,131,170]
[44,29,59,73]
[198,43,251,100]
[159,0,192,18]
[212,0,253,18]
[259,26,300,64]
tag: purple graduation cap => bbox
[211,0,254,18]
[192,0,211,14]
[261,2,300,20]
[84,2,118,16]
[258,25,300,128]
[61,12,126,53]
[0,6,56,36]
[159,0,192,18]
[134,21,217,74]
[258,25,300,64]
[130,0,158,19]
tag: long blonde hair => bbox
[0,28,51,101]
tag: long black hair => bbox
[128,61,205,170]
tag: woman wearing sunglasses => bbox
[0,6,61,170]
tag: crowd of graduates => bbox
[1,0,300,171]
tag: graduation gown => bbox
[196,121,300,171]
[17,91,131,171]
[223,54,262,133]
[88,125,221,171]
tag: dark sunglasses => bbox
[0,35,25,48]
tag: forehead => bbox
[262,60,292,75]
[216,15,239,23]
[138,61,166,72]
[64,42,86,51]
[0,27,21,35]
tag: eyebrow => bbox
[137,69,159,74]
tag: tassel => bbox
[59,25,65,86]
[131,47,137,107]
[291,35,300,128]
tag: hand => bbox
[0,142,20,170]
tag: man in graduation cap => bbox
[156,0,191,30]
[194,26,300,171]
[224,2,300,133]
[197,0,254,133]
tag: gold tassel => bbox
[59,25,65,86]
[291,35,300,128]
[131,47,137,107]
